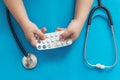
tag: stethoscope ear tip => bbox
[22,53,37,69]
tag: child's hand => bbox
[22,21,46,47]
[56,20,82,41]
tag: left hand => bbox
[56,20,83,41]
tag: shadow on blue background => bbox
[0,0,120,80]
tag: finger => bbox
[41,27,47,33]
[71,34,78,41]
[57,28,65,31]
[29,34,37,47]
[60,30,72,40]
[56,28,65,31]
[34,29,46,40]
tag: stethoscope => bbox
[84,0,118,69]
[6,9,37,69]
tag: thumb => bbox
[34,29,46,40]
[41,27,47,33]
[60,29,72,40]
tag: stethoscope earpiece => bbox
[22,54,37,69]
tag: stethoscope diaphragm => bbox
[22,53,37,69]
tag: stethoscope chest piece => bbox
[22,54,37,69]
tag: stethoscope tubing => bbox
[6,9,28,57]
[84,0,118,69]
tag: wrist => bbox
[20,19,32,30]
[70,19,83,28]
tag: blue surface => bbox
[0,0,120,80]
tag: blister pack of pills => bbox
[36,31,72,50]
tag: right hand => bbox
[22,21,47,47]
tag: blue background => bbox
[0,0,120,80]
